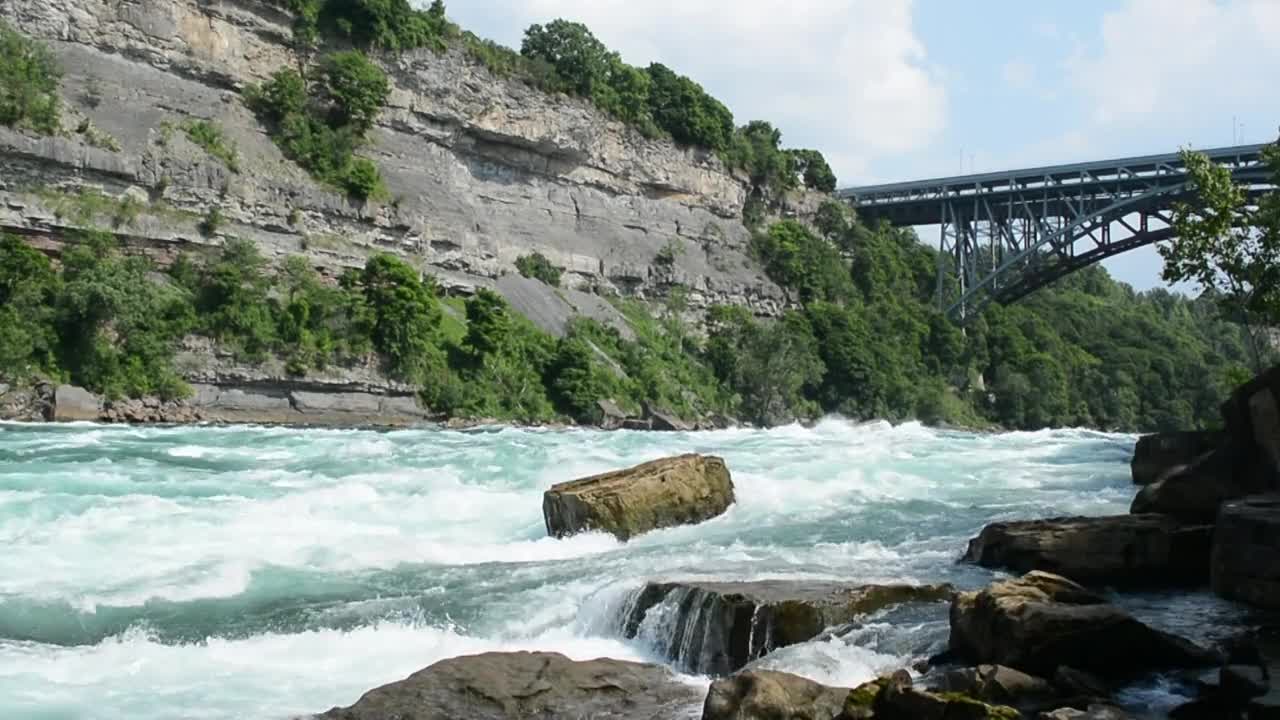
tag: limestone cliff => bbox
[0,0,785,326]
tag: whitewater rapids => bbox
[0,418,1182,719]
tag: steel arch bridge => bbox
[836,143,1275,320]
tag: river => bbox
[0,419,1233,719]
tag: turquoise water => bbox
[0,419,1143,719]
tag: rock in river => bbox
[316,651,703,720]
[1212,494,1280,609]
[543,454,735,540]
[1131,446,1267,522]
[621,580,952,675]
[1130,430,1224,485]
[962,515,1213,587]
[948,571,1218,682]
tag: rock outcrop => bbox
[702,670,851,720]
[315,651,704,720]
[948,571,1218,682]
[928,664,1055,708]
[1131,446,1265,522]
[1130,431,1224,485]
[621,580,952,675]
[542,454,735,540]
[1212,495,1280,609]
[52,384,101,422]
[962,515,1213,587]
[703,670,1020,720]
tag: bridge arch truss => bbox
[838,143,1273,320]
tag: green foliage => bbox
[199,207,225,237]
[247,62,387,200]
[55,231,193,400]
[752,220,854,303]
[183,119,240,172]
[1163,143,1280,368]
[360,253,446,384]
[0,234,61,380]
[276,0,452,51]
[514,252,562,287]
[789,149,837,192]
[0,20,62,134]
[704,306,824,425]
[645,63,734,151]
[318,51,390,133]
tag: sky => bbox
[442,0,1280,291]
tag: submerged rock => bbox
[542,454,735,540]
[621,580,952,675]
[1038,705,1134,720]
[948,571,1218,682]
[1130,431,1224,485]
[315,651,703,720]
[962,515,1213,587]
[1212,494,1280,609]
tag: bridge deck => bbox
[837,143,1271,226]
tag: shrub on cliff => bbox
[278,0,453,51]
[645,63,734,152]
[515,253,562,287]
[0,20,62,135]
[0,234,61,380]
[246,61,387,200]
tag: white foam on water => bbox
[0,417,1141,718]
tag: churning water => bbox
[0,419,1208,719]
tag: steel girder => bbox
[839,143,1274,321]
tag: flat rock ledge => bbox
[948,571,1219,683]
[315,651,703,720]
[543,454,735,541]
[621,580,953,675]
[962,514,1213,587]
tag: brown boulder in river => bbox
[962,515,1213,587]
[316,651,703,720]
[948,571,1218,682]
[543,454,735,540]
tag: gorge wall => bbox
[0,0,794,424]
[0,0,787,323]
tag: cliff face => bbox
[0,0,786,325]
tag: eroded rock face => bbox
[316,651,703,720]
[0,0,787,326]
[962,515,1213,587]
[543,454,735,540]
[948,571,1218,682]
[621,580,952,675]
[1130,431,1224,485]
[1212,495,1280,609]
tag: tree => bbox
[360,253,445,382]
[645,63,734,151]
[790,149,837,192]
[1160,143,1280,368]
[521,20,612,97]
[0,233,60,378]
[318,51,390,133]
[0,20,62,134]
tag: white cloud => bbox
[443,0,947,185]
[1070,0,1280,131]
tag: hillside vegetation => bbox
[0,3,1266,432]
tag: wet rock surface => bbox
[542,454,735,541]
[948,571,1218,682]
[621,580,952,675]
[316,651,703,720]
[962,515,1213,587]
[1130,431,1224,486]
